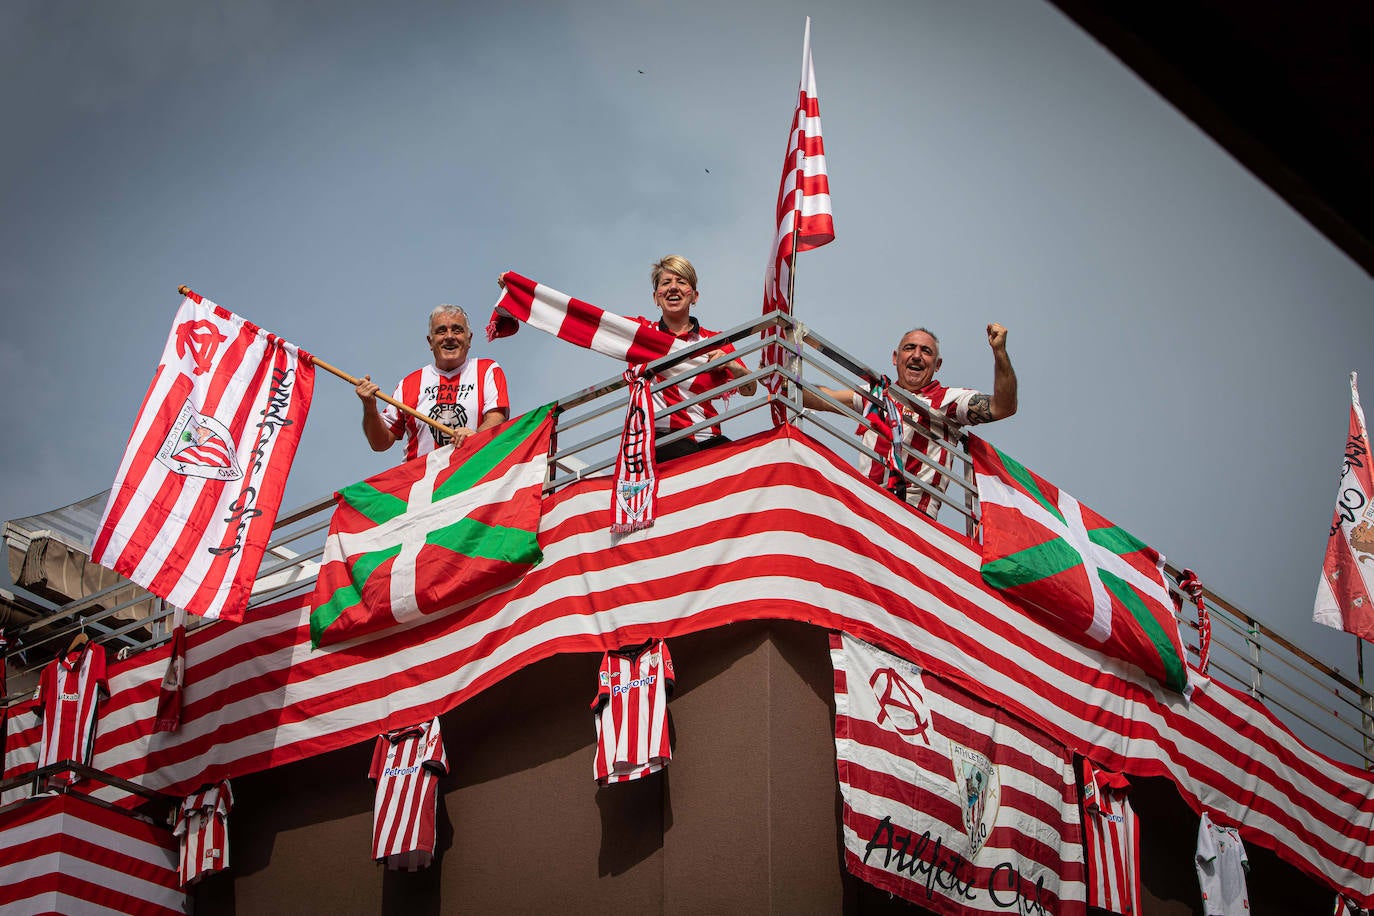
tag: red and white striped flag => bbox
[92,290,315,622]
[1316,372,1374,641]
[831,632,1086,915]
[488,271,732,395]
[761,17,835,421]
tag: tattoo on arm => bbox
[967,393,994,424]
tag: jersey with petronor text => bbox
[1081,759,1141,916]
[370,717,449,870]
[35,641,108,785]
[591,639,674,784]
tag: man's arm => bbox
[356,376,400,452]
[477,408,509,432]
[801,385,857,413]
[967,323,1017,424]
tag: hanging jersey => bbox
[370,717,449,870]
[1196,811,1250,915]
[35,642,108,785]
[591,639,674,785]
[1081,759,1141,916]
[382,358,509,460]
[634,317,736,442]
[173,780,234,887]
[853,380,982,519]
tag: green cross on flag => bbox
[309,404,554,649]
[969,436,1191,694]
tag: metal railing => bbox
[5,310,1372,767]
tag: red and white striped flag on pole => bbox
[1315,372,1374,641]
[761,16,835,423]
[92,290,315,622]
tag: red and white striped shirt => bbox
[370,717,448,870]
[173,780,233,887]
[590,639,674,785]
[853,379,981,519]
[634,317,735,442]
[35,642,108,785]
[382,358,509,460]
[1082,759,1141,916]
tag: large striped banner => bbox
[0,792,183,915]
[5,427,1373,905]
[832,632,1085,914]
[91,291,314,621]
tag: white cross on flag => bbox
[1315,372,1374,641]
[310,404,553,648]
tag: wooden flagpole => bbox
[176,285,459,442]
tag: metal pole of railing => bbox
[1360,637,1374,767]
[1246,615,1263,698]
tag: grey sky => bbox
[3,1,1372,679]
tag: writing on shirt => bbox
[384,763,423,778]
[425,381,475,403]
[611,675,657,697]
[59,692,81,702]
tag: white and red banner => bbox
[92,290,315,621]
[6,428,1374,905]
[488,271,732,393]
[761,16,835,417]
[1315,372,1374,641]
[0,792,183,915]
[831,632,1086,914]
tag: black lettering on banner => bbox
[207,365,297,559]
[862,815,1051,911]
[623,405,647,474]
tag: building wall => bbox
[192,620,1329,914]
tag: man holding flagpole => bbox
[355,304,510,460]
[805,323,1017,519]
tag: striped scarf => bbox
[864,377,906,500]
[1177,568,1212,675]
[488,272,731,395]
[612,367,658,533]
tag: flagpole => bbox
[176,285,459,443]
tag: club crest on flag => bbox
[175,318,228,375]
[157,400,243,480]
[951,742,1001,858]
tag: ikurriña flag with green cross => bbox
[309,403,555,649]
[969,436,1191,694]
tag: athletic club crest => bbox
[949,742,1001,858]
[157,399,243,480]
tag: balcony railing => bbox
[5,311,1372,767]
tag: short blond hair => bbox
[651,255,697,291]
